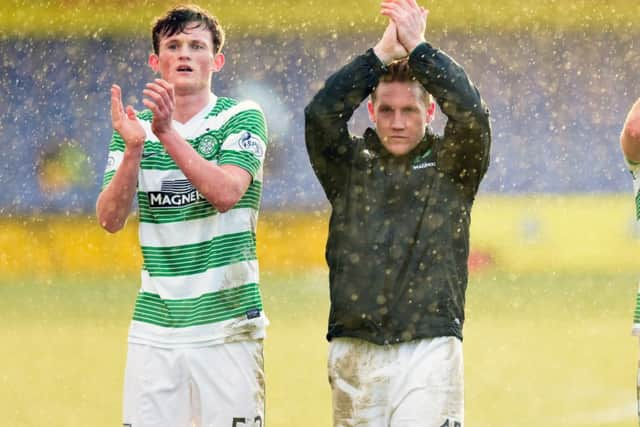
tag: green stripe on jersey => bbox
[636,190,640,221]
[132,282,262,328]
[138,180,262,224]
[102,170,115,189]
[222,109,268,143]
[206,97,239,118]
[141,231,257,277]
[109,132,125,152]
[137,110,153,122]
[140,154,179,171]
[235,182,262,209]
[219,150,262,177]
[139,132,223,171]
[635,291,640,324]
[138,125,265,172]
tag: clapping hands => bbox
[373,0,428,64]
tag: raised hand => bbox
[111,84,145,149]
[381,0,428,53]
[373,20,409,65]
[142,78,176,137]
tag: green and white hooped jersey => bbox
[627,159,640,335]
[102,94,269,347]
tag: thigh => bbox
[122,343,191,427]
[390,337,464,427]
[328,338,392,427]
[189,340,265,427]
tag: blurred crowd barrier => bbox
[470,194,639,274]
[2,195,638,279]
[1,31,638,214]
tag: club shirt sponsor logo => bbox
[148,179,205,208]
[412,148,435,170]
[413,161,436,170]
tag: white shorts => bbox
[328,336,463,427]
[123,340,264,427]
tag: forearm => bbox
[305,51,382,194]
[411,43,490,190]
[158,129,248,212]
[621,98,640,163]
[408,43,489,129]
[96,146,142,233]
[305,49,385,136]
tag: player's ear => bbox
[425,99,436,124]
[367,98,376,123]
[212,53,225,73]
[148,53,160,73]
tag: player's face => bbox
[368,81,435,157]
[149,23,224,95]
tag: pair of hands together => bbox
[374,0,428,65]
[110,79,175,151]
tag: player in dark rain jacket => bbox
[305,1,490,425]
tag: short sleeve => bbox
[217,101,268,179]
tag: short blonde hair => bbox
[371,59,433,105]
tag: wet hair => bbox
[152,5,225,55]
[371,59,433,104]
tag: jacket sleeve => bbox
[408,42,491,196]
[304,49,387,202]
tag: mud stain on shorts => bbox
[254,345,265,407]
[332,345,366,426]
[331,340,394,426]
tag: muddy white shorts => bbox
[328,336,463,427]
[123,340,264,427]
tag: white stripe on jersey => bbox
[138,168,213,192]
[128,313,268,348]
[138,119,156,141]
[136,158,263,186]
[138,207,257,247]
[140,259,260,299]
[138,95,219,140]
[105,150,124,173]
[207,100,264,131]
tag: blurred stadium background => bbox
[1,0,640,425]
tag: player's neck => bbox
[173,90,212,124]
